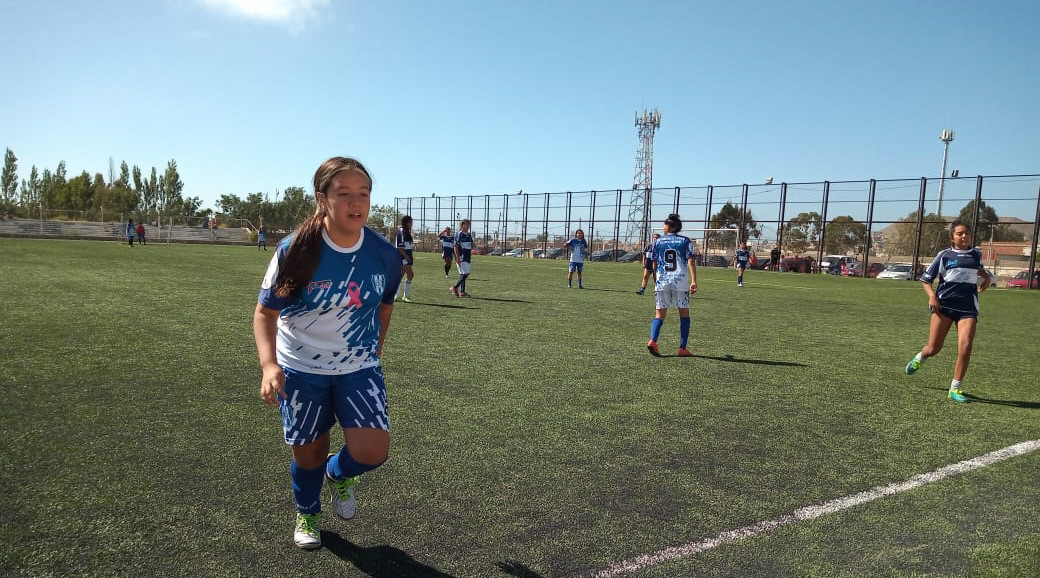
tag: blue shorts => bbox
[937,305,978,322]
[569,262,584,273]
[644,260,654,272]
[400,250,414,266]
[278,365,389,445]
[442,248,454,259]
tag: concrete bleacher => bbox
[0,218,252,245]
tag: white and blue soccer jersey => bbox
[566,238,588,263]
[653,234,697,290]
[454,230,474,262]
[920,247,985,316]
[258,226,403,375]
[735,248,751,268]
[395,227,414,251]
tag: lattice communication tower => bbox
[627,107,661,247]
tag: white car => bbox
[502,248,525,258]
[877,263,915,280]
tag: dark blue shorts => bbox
[937,306,977,322]
[442,249,454,259]
[278,365,389,445]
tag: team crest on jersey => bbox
[371,274,385,295]
[946,259,959,269]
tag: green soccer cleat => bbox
[401,296,413,303]
[293,512,322,549]
[326,452,359,520]
[948,388,969,403]
[905,357,921,375]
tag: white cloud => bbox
[196,0,330,30]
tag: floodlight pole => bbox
[936,128,955,216]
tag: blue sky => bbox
[3,0,1039,217]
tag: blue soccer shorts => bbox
[278,365,389,445]
[569,262,584,273]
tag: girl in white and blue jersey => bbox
[905,220,992,403]
[564,229,588,289]
[734,243,751,287]
[439,226,454,277]
[253,157,403,550]
[451,219,474,297]
[638,233,661,294]
[395,215,415,302]
[647,214,698,357]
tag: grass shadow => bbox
[693,353,808,367]
[406,302,474,310]
[495,559,546,577]
[322,533,460,578]
[471,297,533,303]
[962,393,1040,409]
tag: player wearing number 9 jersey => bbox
[647,213,698,357]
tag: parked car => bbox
[544,248,564,259]
[1006,269,1040,289]
[489,247,505,256]
[848,262,886,278]
[502,248,525,257]
[877,262,915,280]
[617,251,643,263]
[531,248,546,259]
[589,248,626,262]
[780,256,815,273]
[819,255,858,275]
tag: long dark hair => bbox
[274,157,372,299]
[664,213,683,233]
[400,215,413,243]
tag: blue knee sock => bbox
[650,318,663,342]
[327,447,385,481]
[290,461,326,515]
[738,274,743,284]
[680,316,691,348]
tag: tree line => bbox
[703,199,1023,257]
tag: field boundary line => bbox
[576,439,1040,578]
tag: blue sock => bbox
[327,447,385,481]
[290,460,326,515]
[738,274,743,284]
[650,318,663,342]
[680,316,691,348]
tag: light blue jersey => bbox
[258,227,403,375]
[653,234,697,290]
[566,238,588,263]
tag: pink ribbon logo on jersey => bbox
[346,281,362,308]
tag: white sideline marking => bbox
[577,440,1040,578]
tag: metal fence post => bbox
[912,177,927,279]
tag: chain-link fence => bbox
[395,174,1040,286]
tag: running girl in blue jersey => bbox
[734,242,751,287]
[637,233,660,295]
[253,157,403,549]
[904,220,992,403]
[439,226,454,278]
[395,215,415,302]
[564,229,588,289]
[647,214,698,357]
[451,219,474,297]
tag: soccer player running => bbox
[451,219,474,297]
[564,228,588,289]
[395,215,415,302]
[637,233,660,295]
[438,226,454,278]
[647,214,698,357]
[734,242,751,287]
[904,220,992,403]
[253,157,403,550]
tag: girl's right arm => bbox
[253,303,286,406]
[921,281,939,313]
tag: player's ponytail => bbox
[274,157,372,299]
[664,213,683,233]
[401,215,413,243]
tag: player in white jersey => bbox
[646,214,698,357]
[395,215,415,302]
[904,220,992,403]
[734,242,751,287]
[564,229,588,289]
[253,157,403,550]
